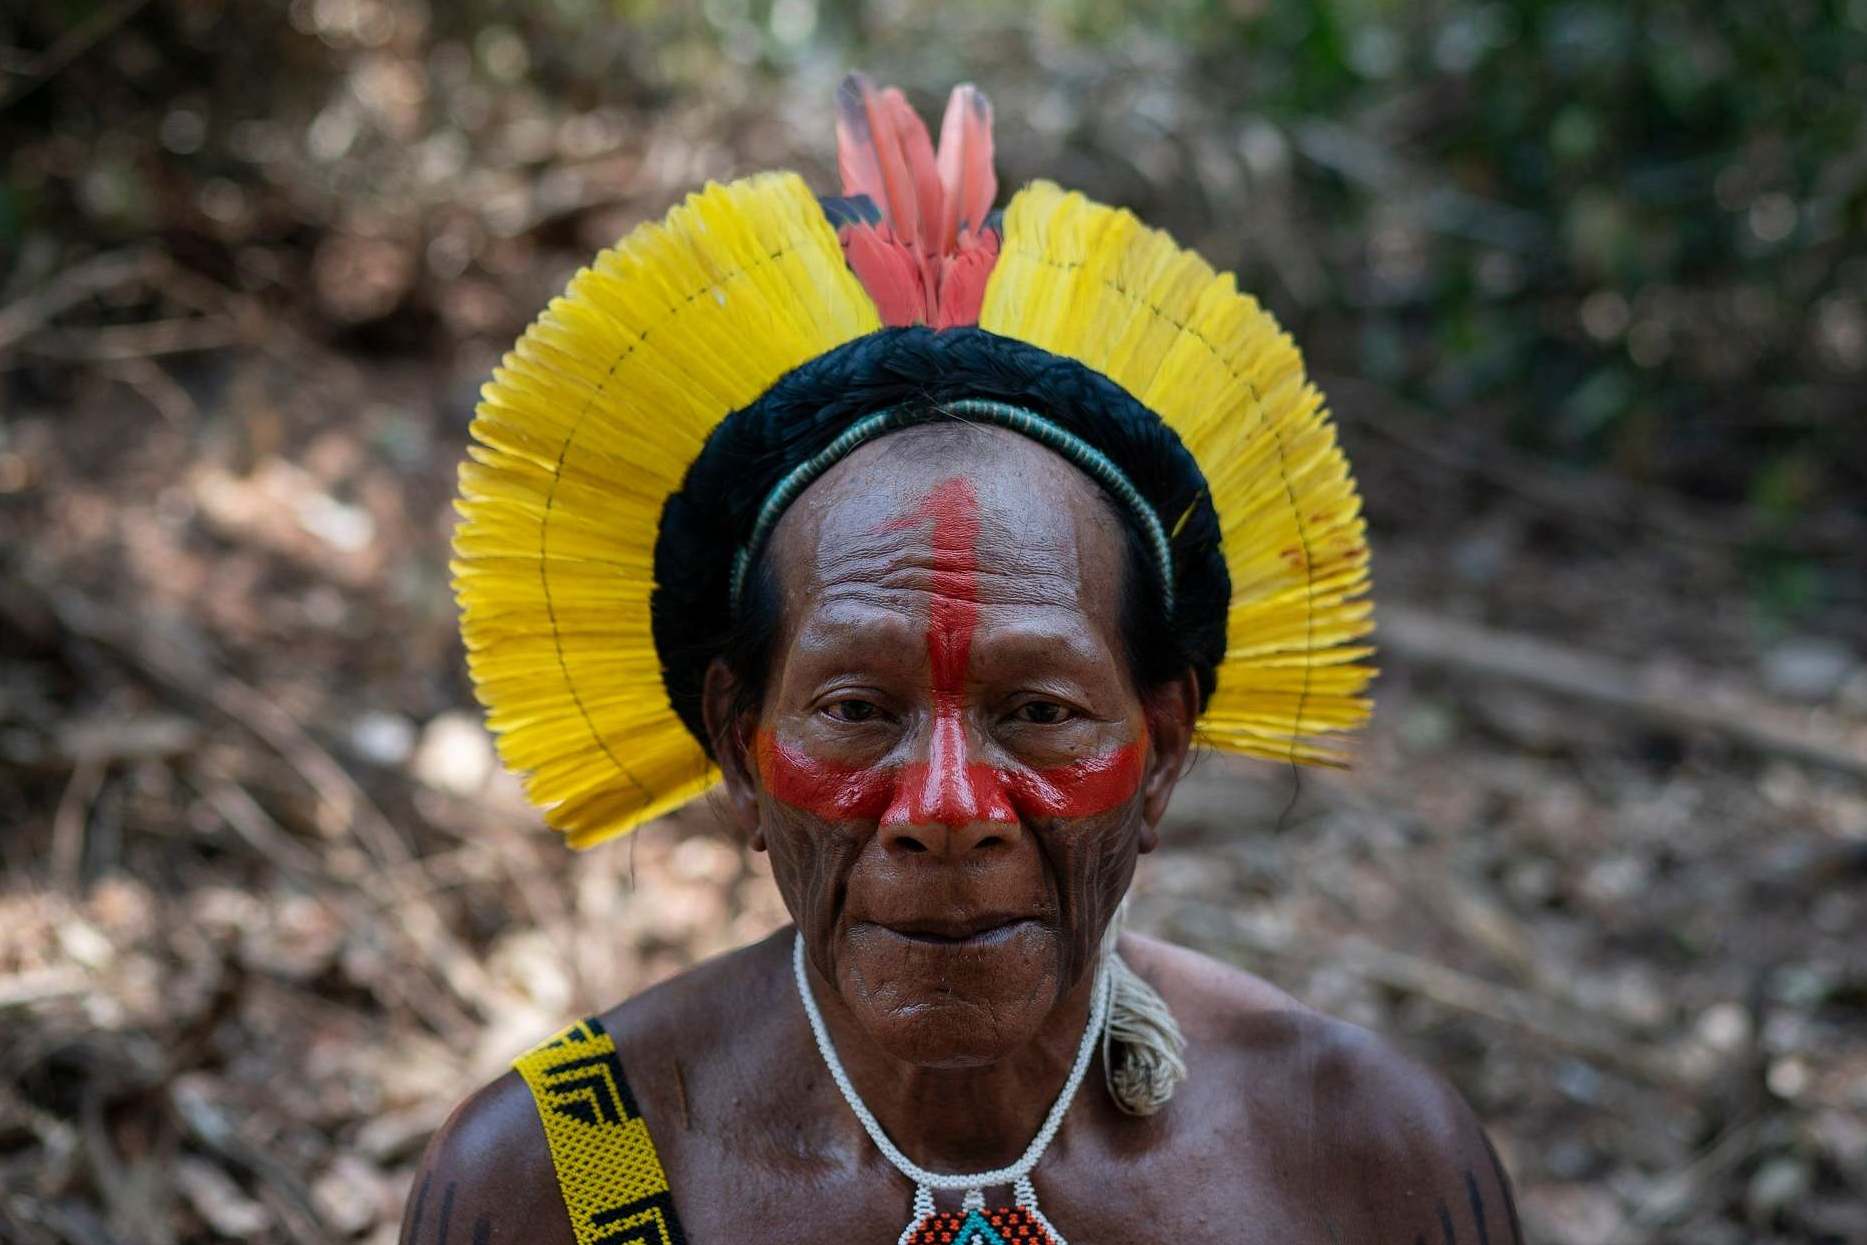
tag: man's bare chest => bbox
[657,1138,1334,1244]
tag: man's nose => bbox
[878,712,1018,857]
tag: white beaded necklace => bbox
[792,932,1110,1245]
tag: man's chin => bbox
[837,922,1061,1066]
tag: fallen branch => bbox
[193,772,329,882]
[0,968,89,1011]
[105,356,201,426]
[169,1076,331,1245]
[1186,905,1696,1090]
[1333,932,1688,1087]
[0,249,160,352]
[1606,1114,1766,1244]
[0,248,310,375]
[38,582,414,865]
[7,316,241,363]
[1379,604,1867,783]
[50,756,103,892]
[0,0,156,112]
[1325,372,1864,561]
[28,580,512,1034]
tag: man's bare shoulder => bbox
[399,931,795,1243]
[1289,1015,1523,1242]
[1123,933,1524,1243]
[591,926,795,1055]
[400,1069,570,1245]
[1118,931,1307,1024]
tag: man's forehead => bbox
[785,425,1115,550]
[759,428,1132,663]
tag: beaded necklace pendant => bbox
[897,1179,1067,1245]
[906,1206,1058,1245]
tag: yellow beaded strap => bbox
[513,1018,689,1245]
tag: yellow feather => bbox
[981,180,1375,767]
[452,173,880,848]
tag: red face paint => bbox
[879,477,1017,826]
[1005,741,1148,818]
[757,730,894,821]
[759,475,1148,829]
[756,732,1147,823]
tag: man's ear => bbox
[1138,667,1199,851]
[701,657,765,850]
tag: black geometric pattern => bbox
[540,1046,640,1127]
[590,1191,689,1245]
[543,1017,609,1049]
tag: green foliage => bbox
[1198,0,1863,504]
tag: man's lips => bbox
[872,915,1039,946]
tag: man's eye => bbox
[824,699,881,723]
[1012,701,1073,725]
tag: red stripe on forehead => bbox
[883,475,990,823]
[881,477,979,634]
[914,477,978,699]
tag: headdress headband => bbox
[729,398,1176,616]
[452,74,1374,848]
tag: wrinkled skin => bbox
[718,428,1189,1089]
[404,427,1522,1244]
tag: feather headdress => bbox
[453,75,1373,848]
[826,73,1000,328]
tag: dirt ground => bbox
[3,11,1866,1243]
[4,318,1864,1242]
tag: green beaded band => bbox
[729,398,1175,616]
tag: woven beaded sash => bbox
[514,1018,690,1245]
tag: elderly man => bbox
[407,76,1519,1245]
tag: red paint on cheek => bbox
[1011,737,1148,818]
[756,730,894,821]
[758,732,1146,825]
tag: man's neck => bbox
[802,954,1101,1174]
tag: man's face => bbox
[736,426,1172,1067]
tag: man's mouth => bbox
[878,916,1038,946]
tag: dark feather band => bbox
[729,399,1176,617]
[652,326,1229,752]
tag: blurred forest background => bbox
[2,0,1865,1241]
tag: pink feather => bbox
[932,230,1000,329]
[936,84,996,253]
[838,224,929,326]
[833,73,1001,328]
[837,75,922,246]
[834,76,886,217]
[880,86,943,254]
